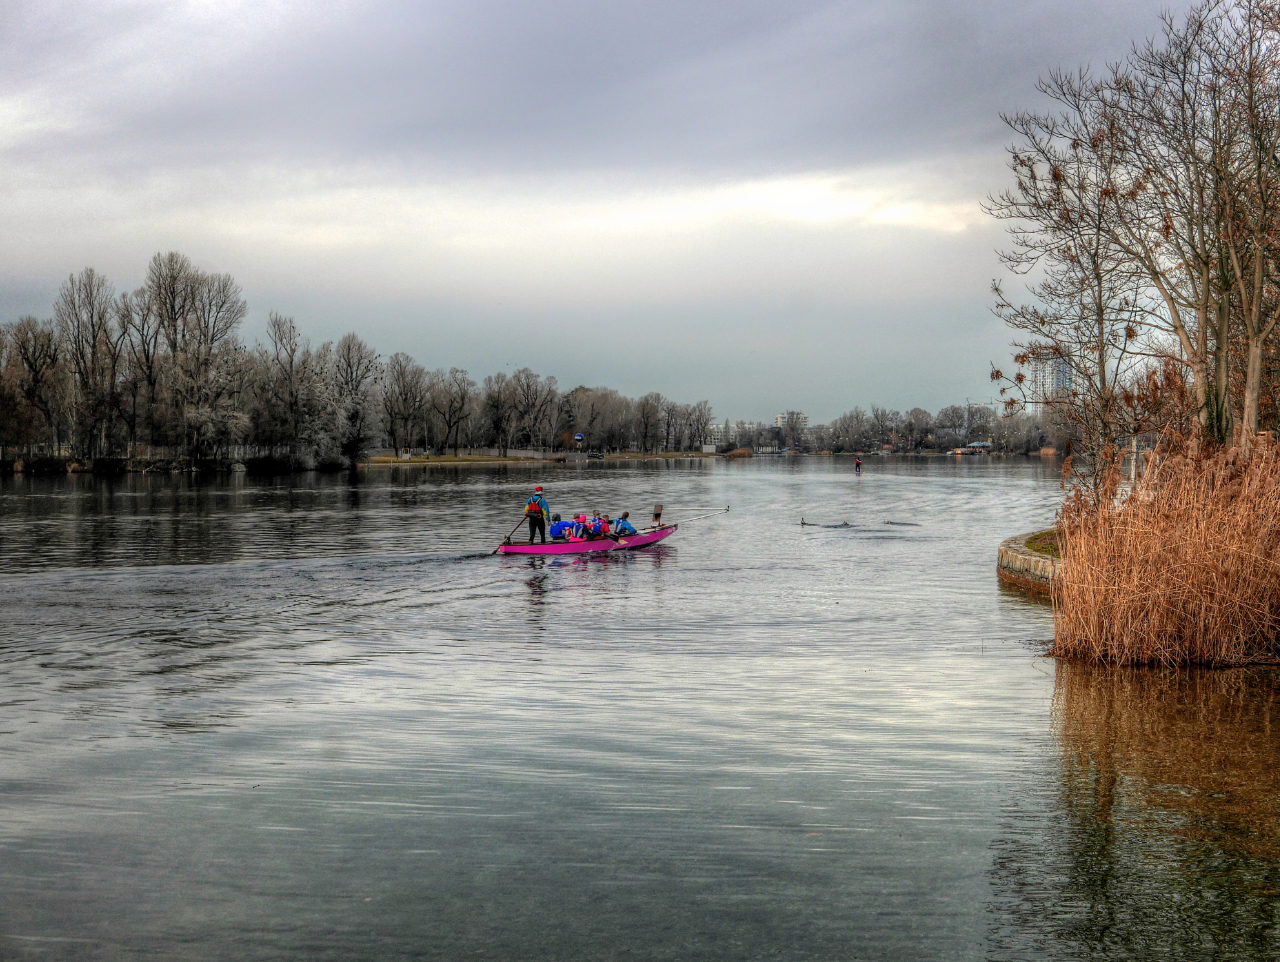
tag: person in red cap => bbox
[524,486,550,543]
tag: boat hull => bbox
[498,525,677,555]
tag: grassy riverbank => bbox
[1024,529,1060,558]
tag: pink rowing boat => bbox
[498,524,678,555]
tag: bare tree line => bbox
[990,0,1280,466]
[0,253,713,466]
[776,404,1048,454]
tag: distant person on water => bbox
[855,458,862,475]
[613,512,637,536]
[548,513,571,540]
[525,486,550,543]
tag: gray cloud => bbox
[1,0,1171,419]
[5,0,1167,175]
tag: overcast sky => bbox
[1,0,1169,421]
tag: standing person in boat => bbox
[525,486,550,544]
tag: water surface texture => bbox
[1,459,1277,960]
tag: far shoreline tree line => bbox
[0,253,1046,469]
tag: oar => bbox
[649,505,730,528]
[491,516,528,554]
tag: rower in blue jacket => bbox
[613,512,637,536]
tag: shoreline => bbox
[1,449,1060,476]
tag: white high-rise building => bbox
[774,411,809,429]
[1027,357,1073,412]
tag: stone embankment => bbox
[997,530,1061,598]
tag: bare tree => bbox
[687,400,714,449]
[54,268,124,458]
[254,313,335,466]
[659,397,682,451]
[145,253,247,455]
[935,405,966,438]
[966,405,995,440]
[904,408,933,447]
[482,372,515,455]
[1210,0,1280,438]
[1111,5,1235,440]
[635,392,664,453]
[829,408,867,451]
[510,368,558,450]
[332,333,382,463]
[987,67,1150,467]
[9,317,64,455]
[429,367,476,456]
[381,353,427,456]
[870,405,900,442]
[116,288,164,455]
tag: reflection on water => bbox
[990,662,1280,960]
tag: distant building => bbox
[707,419,737,447]
[774,411,809,429]
[1027,356,1073,413]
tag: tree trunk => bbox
[1243,335,1265,441]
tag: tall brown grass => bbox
[1054,434,1280,665]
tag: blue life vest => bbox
[549,520,572,538]
[614,519,636,535]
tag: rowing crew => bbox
[523,485,637,544]
[549,511,637,541]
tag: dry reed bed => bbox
[1054,437,1280,666]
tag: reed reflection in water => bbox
[990,662,1280,959]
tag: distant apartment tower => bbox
[707,420,736,447]
[774,411,809,429]
[1027,357,1073,413]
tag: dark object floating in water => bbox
[884,521,921,526]
[800,519,858,528]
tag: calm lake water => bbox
[1,457,1278,961]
